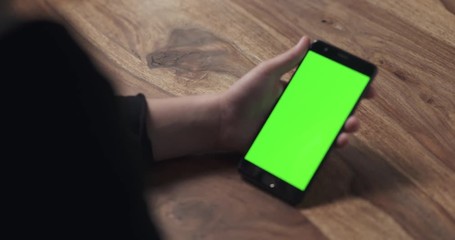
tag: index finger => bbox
[363,85,376,99]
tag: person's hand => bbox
[218,36,375,152]
[146,36,375,160]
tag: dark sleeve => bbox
[1,21,160,239]
[116,94,154,169]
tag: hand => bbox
[146,37,375,160]
[218,36,375,152]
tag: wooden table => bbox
[13,0,455,239]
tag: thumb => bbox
[261,37,311,77]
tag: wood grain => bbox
[11,0,455,239]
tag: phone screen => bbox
[244,50,370,191]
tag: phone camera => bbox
[324,47,329,52]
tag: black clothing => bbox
[2,21,160,239]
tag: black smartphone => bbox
[239,40,377,205]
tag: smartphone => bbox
[239,40,377,205]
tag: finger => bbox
[363,85,376,99]
[260,37,311,77]
[273,79,288,97]
[279,79,289,86]
[336,133,349,148]
[344,116,360,133]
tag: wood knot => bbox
[162,198,217,230]
[393,70,407,81]
[320,18,344,30]
[147,28,253,80]
[419,92,436,105]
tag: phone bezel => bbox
[238,40,377,205]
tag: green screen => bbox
[244,50,370,190]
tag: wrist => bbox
[215,93,228,152]
[216,92,243,153]
[147,94,225,160]
[200,94,225,153]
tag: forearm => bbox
[146,95,222,161]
